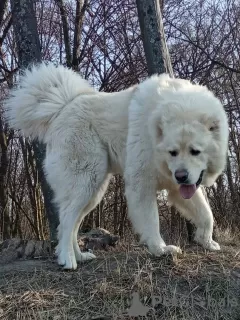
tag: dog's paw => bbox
[148,244,182,256]
[201,240,221,251]
[58,254,77,270]
[75,251,96,262]
[57,250,77,270]
[161,245,182,255]
[194,235,221,251]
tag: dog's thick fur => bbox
[6,64,229,269]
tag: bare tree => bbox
[10,0,59,241]
[0,0,14,239]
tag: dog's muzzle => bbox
[178,170,205,199]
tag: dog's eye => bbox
[169,150,178,157]
[190,149,201,156]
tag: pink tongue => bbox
[179,184,197,199]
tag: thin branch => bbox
[0,0,8,27]
[167,19,240,74]
[72,0,88,70]
[55,0,72,67]
[0,16,13,46]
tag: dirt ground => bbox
[1,241,240,320]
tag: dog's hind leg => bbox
[168,187,220,251]
[73,175,111,262]
[54,150,109,270]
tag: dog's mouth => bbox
[196,170,204,187]
[179,170,204,199]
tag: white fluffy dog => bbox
[6,63,229,269]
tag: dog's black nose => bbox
[175,169,189,183]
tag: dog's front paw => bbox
[194,232,221,251]
[201,240,221,251]
[58,252,77,270]
[148,244,182,256]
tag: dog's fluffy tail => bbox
[5,63,94,141]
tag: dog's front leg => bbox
[168,187,220,251]
[125,179,182,256]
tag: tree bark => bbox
[0,114,10,239]
[0,0,12,240]
[10,0,59,241]
[136,0,173,77]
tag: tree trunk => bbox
[0,114,10,239]
[10,0,59,241]
[136,0,194,241]
[136,0,173,77]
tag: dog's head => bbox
[149,77,229,199]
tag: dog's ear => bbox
[209,120,220,132]
[149,116,163,145]
[200,115,220,132]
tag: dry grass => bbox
[1,242,240,320]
